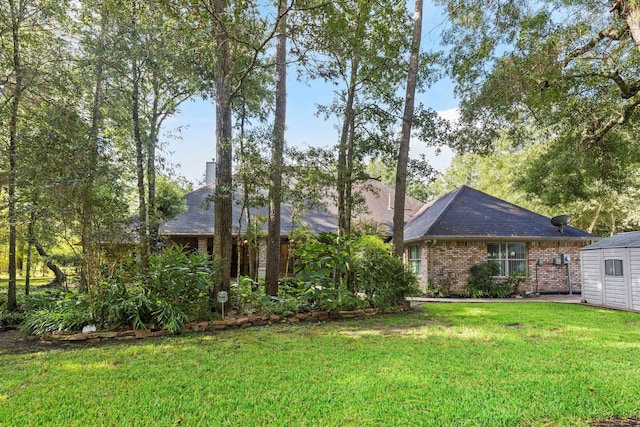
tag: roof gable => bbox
[404,186,596,241]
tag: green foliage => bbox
[465,261,523,298]
[17,247,220,335]
[92,281,153,330]
[154,175,190,222]
[152,300,190,334]
[294,233,352,288]
[232,276,367,316]
[435,0,640,236]
[125,246,219,332]
[296,283,367,313]
[21,291,92,336]
[145,246,214,320]
[259,296,300,317]
[0,310,24,329]
[351,235,419,309]
[292,234,418,311]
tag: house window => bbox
[487,243,526,276]
[408,245,422,275]
[604,259,623,277]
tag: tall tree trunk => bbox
[393,0,423,258]
[147,78,161,254]
[25,209,36,296]
[6,0,23,311]
[237,101,252,279]
[81,3,107,292]
[266,0,287,296]
[131,1,149,272]
[211,0,233,308]
[337,60,359,238]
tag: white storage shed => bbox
[580,231,640,312]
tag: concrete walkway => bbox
[408,293,583,305]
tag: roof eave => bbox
[404,235,598,244]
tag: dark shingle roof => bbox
[160,184,338,236]
[581,231,640,250]
[322,180,425,233]
[161,180,423,237]
[404,186,596,241]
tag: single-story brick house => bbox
[160,178,425,278]
[403,186,598,294]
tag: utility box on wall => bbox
[562,254,571,264]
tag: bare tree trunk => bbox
[587,202,602,234]
[81,3,107,293]
[131,1,149,272]
[25,209,36,296]
[33,240,66,287]
[266,0,287,296]
[337,62,358,238]
[393,0,423,258]
[147,80,161,254]
[6,0,24,311]
[211,0,233,309]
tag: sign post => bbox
[217,291,229,319]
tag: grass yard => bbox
[0,274,59,292]
[1,302,640,426]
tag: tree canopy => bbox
[436,0,640,235]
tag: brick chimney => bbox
[205,160,215,186]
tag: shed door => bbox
[603,249,629,310]
[581,250,603,306]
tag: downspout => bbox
[566,257,573,295]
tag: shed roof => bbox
[581,231,640,250]
[404,185,596,241]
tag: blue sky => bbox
[163,2,458,185]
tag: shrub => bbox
[278,277,305,298]
[145,246,214,318]
[259,295,300,317]
[0,310,25,329]
[92,281,153,330]
[143,246,219,330]
[351,235,419,309]
[294,232,352,288]
[22,292,92,335]
[90,246,220,333]
[234,276,262,306]
[296,283,367,312]
[465,261,523,298]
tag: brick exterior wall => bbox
[197,237,208,254]
[411,240,587,294]
[257,238,267,279]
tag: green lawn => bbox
[0,274,59,292]
[1,302,639,426]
